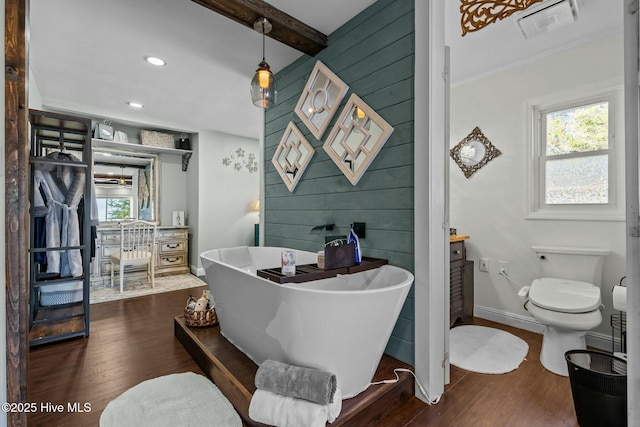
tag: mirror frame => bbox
[294,61,349,140]
[323,93,394,186]
[92,147,161,224]
[450,126,502,178]
[272,122,315,192]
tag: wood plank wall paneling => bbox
[264,0,416,364]
[4,0,29,425]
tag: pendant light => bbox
[250,17,277,108]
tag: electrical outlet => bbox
[498,261,509,275]
[352,222,366,238]
[479,258,489,272]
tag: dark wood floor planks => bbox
[27,288,579,426]
[401,318,577,427]
[27,286,208,426]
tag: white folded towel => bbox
[327,389,342,423]
[249,388,342,427]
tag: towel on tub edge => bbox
[254,359,337,405]
[249,388,342,427]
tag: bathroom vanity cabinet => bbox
[92,225,189,283]
[450,236,474,326]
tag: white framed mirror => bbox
[93,148,160,223]
[271,122,315,192]
[450,126,502,178]
[323,94,394,186]
[294,61,349,140]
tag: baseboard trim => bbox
[191,265,205,277]
[473,305,616,351]
[473,305,544,334]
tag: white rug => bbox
[450,325,529,374]
[90,274,207,304]
[100,372,241,427]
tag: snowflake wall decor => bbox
[222,148,258,173]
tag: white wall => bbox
[28,66,43,109]
[450,34,625,344]
[189,130,260,273]
[159,153,188,225]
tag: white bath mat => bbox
[100,372,241,427]
[450,325,529,374]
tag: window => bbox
[96,197,132,221]
[527,90,624,220]
[94,169,138,222]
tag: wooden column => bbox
[5,0,29,425]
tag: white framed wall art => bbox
[323,94,394,186]
[271,122,315,192]
[294,61,349,140]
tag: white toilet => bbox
[526,246,610,376]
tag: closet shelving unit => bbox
[28,109,92,346]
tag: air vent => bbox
[515,0,579,39]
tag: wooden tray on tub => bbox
[257,257,388,284]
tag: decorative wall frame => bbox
[460,0,544,36]
[323,94,394,186]
[294,61,349,140]
[272,122,315,192]
[450,126,502,178]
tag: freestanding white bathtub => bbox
[200,246,413,398]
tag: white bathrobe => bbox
[33,152,86,277]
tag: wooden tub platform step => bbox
[174,316,416,426]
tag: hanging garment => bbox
[33,151,86,277]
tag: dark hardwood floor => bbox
[28,286,208,427]
[27,288,578,426]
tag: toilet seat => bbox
[527,301,602,331]
[529,278,601,313]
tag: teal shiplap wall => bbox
[264,0,415,364]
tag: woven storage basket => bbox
[184,298,217,327]
[140,130,175,148]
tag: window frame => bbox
[96,196,134,222]
[94,170,140,223]
[526,88,624,221]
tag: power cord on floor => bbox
[356,368,441,405]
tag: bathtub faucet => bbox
[310,224,335,234]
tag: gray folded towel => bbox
[254,360,337,405]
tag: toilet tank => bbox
[531,246,610,287]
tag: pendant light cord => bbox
[261,20,266,61]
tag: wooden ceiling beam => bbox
[191,0,328,56]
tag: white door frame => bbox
[414,0,447,402]
[623,1,639,424]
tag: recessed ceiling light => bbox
[127,102,144,109]
[145,56,166,67]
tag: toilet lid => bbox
[529,278,601,313]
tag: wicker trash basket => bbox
[184,298,217,327]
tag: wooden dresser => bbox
[92,225,189,283]
[156,227,190,275]
[450,236,474,326]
